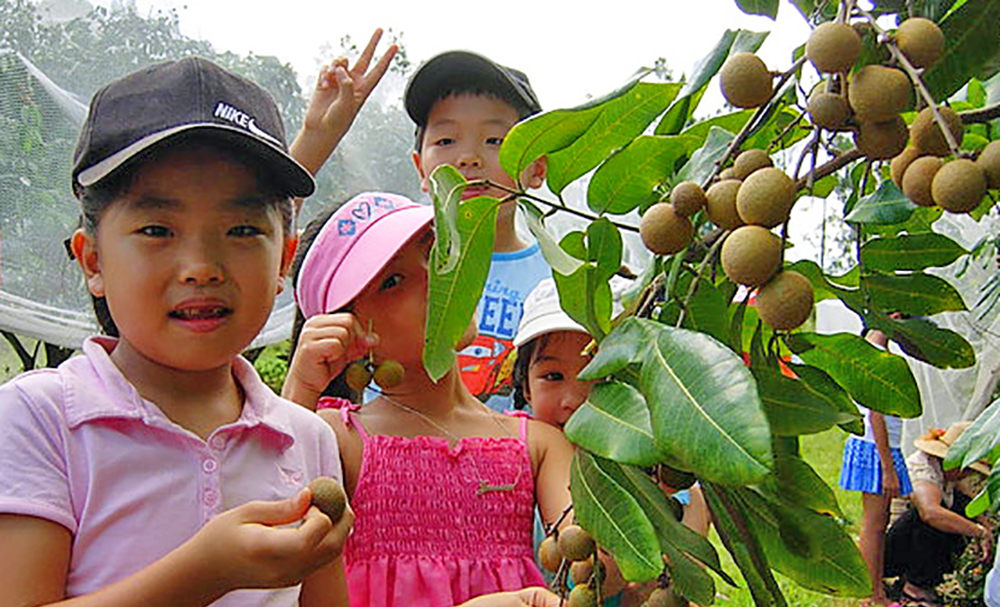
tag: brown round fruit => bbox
[901,155,943,207]
[718,167,739,181]
[890,147,921,188]
[558,524,596,562]
[373,359,405,389]
[538,535,562,573]
[733,148,773,180]
[848,65,912,123]
[568,585,598,607]
[647,586,689,607]
[736,167,796,228]
[897,17,945,69]
[910,106,963,157]
[755,271,815,332]
[670,181,707,217]
[806,22,862,74]
[721,225,783,286]
[344,360,373,393]
[720,53,773,109]
[978,140,1000,189]
[640,203,694,256]
[705,180,744,230]
[807,88,851,131]
[570,558,606,587]
[931,158,987,214]
[855,116,910,160]
[308,476,347,522]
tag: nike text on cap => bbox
[72,56,315,198]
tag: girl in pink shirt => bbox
[282,192,575,607]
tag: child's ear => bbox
[70,229,105,297]
[522,155,547,189]
[277,236,299,294]
[412,151,431,193]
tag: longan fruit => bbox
[855,116,910,160]
[807,88,852,131]
[568,585,598,607]
[345,360,373,393]
[736,167,796,228]
[890,147,922,188]
[848,65,912,123]
[538,535,563,573]
[897,17,945,69]
[308,476,348,522]
[720,53,773,109]
[806,22,862,74]
[558,524,596,562]
[570,558,606,587]
[755,271,815,332]
[720,225,783,286]
[640,203,694,255]
[901,156,943,207]
[978,140,1000,189]
[733,148,773,180]
[647,586,689,607]
[670,181,707,217]
[705,179,744,230]
[373,359,405,389]
[910,106,963,157]
[932,158,987,214]
[718,167,739,181]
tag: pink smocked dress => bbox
[330,400,545,607]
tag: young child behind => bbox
[283,192,575,607]
[0,58,351,606]
[290,48,551,412]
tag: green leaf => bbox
[923,0,1000,101]
[676,127,736,185]
[759,453,844,517]
[424,196,498,381]
[787,363,864,436]
[579,317,657,379]
[863,272,968,315]
[860,233,968,272]
[546,83,681,195]
[869,314,976,369]
[735,0,779,18]
[785,333,922,418]
[656,86,708,136]
[587,135,700,215]
[427,165,467,274]
[739,488,871,596]
[845,179,916,224]
[639,321,773,485]
[945,396,1000,472]
[499,106,602,182]
[754,368,856,436]
[552,220,622,338]
[520,202,585,277]
[570,451,662,581]
[564,381,661,467]
[681,276,733,345]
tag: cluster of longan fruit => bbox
[344,358,405,392]
[538,524,605,606]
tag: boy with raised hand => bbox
[405,51,550,412]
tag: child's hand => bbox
[283,312,376,408]
[881,464,900,500]
[456,588,561,607]
[292,28,399,177]
[194,488,354,592]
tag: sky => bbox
[90,0,813,112]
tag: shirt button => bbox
[202,458,218,474]
[210,436,226,450]
[203,489,218,507]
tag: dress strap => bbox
[504,409,531,443]
[336,402,370,442]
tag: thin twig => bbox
[794,148,863,190]
[474,179,641,233]
[961,102,1000,125]
[676,231,727,328]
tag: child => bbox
[290,49,551,412]
[839,326,913,607]
[0,58,351,605]
[284,192,575,607]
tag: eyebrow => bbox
[126,194,273,212]
[426,117,514,130]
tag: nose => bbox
[563,380,592,413]
[456,146,483,169]
[178,234,225,286]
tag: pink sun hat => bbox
[295,192,434,318]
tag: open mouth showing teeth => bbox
[169,307,231,320]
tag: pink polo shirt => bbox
[0,337,342,605]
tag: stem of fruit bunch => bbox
[794,147,863,191]
[704,55,810,189]
[473,180,640,233]
[856,6,964,158]
[675,231,727,328]
[962,102,1000,125]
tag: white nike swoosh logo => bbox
[247,118,280,145]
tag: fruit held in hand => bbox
[721,226,782,286]
[910,106,963,157]
[558,524,596,562]
[932,158,987,214]
[720,53,773,109]
[568,585,598,607]
[373,360,405,389]
[640,203,693,255]
[670,181,707,217]
[345,360,373,392]
[736,168,796,228]
[897,17,945,69]
[806,22,861,74]
[756,271,815,331]
[848,65,911,123]
[538,535,562,573]
[308,476,347,522]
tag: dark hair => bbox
[511,333,551,410]
[73,134,295,336]
[288,199,362,402]
[413,87,538,153]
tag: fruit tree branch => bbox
[475,180,640,233]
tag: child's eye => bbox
[229,225,264,237]
[138,225,170,237]
[379,273,403,291]
[433,137,455,146]
[543,372,564,381]
[486,136,504,146]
